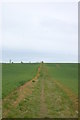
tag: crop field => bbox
[2,63,39,98]
[47,63,78,95]
[2,63,78,118]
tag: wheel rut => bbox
[39,78,48,118]
[3,65,41,118]
[3,63,78,118]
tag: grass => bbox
[0,63,2,100]
[6,79,41,118]
[44,77,77,118]
[2,63,78,118]
[46,63,78,96]
[2,63,39,98]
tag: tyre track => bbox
[53,79,78,111]
[39,78,48,118]
[3,65,41,118]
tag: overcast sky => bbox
[2,2,78,63]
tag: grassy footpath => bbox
[2,63,39,98]
[3,63,78,118]
[46,63,78,96]
[43,64,78,118]
[4,78,42,118]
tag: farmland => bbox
[2,63,78,118]
[47,63,78,95]
[2,63,39,98]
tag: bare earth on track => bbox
[39,78,48,118]
[3,64,78,118]
[3,66,41,118]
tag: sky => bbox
[1,1,78,63]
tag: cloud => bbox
[2,2,78,62]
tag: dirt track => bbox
[3,65,41,117]
[3,63,78,118]
[39,78,48,118]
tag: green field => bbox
[2,63,39,98]
[2,63,78,118]
[47,63,78,95]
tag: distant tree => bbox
[9,59,11,63]
[21,61,23,64]
[42,61,44,63]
